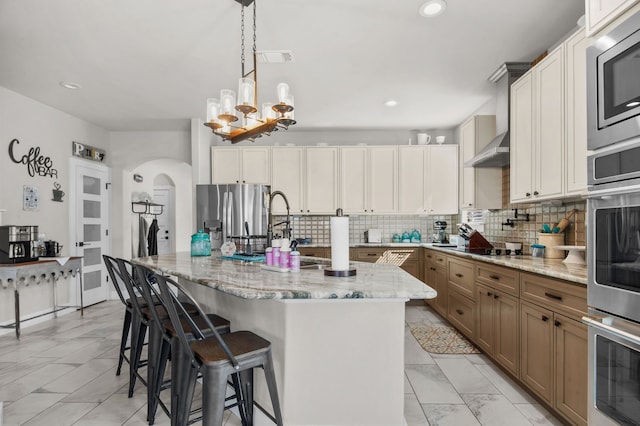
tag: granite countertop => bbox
[425,246,587,286]
[132,252,436,300]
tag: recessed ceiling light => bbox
[59,81,82,90]
[384,99,398,107]
[419,0,447,17]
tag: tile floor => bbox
[0,301,563,425]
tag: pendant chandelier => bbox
[204,0,296,144]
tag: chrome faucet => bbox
[267,190,291,247]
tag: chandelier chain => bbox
[252,0,257,54]
[240,5,245,73]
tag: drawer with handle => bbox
[447,288,476,339]
[520,272,587,320]
[476,263,519,296]
[424,249,447,267]
[448,257,475,298]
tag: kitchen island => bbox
[133,252,435,426]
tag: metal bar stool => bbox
[154,273,284,426]
[132,263,236,425]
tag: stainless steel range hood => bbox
[465,62,530,168]
[464,131,509,167]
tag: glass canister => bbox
[191,229,211,256]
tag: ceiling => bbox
[0,0,585,132]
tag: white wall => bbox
[0,87,109,324]
[109,131,192,258]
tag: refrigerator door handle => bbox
[222,191,229,242]
[227,191,234,240]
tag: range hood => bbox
[464,131,509,167]
[465,62,530,168]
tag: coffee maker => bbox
[432,221,449,244]
[0,225,39,264]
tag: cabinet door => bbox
[520,301,554,404]
[510,72,535,203]
[305,147,339,214]
[271,147,304,214]
[211,147,241,183]
[565,29,589,196]
[340,147,368,213]
[426,145,458,214]
[534,47,565,200]
[586,0,638,36]
[368,147,397,214]
[555,314,588,426]
[475,284,495,355]
[460,117,477,209]
[398,147,426,214]
[433,266,448,316]
[494,292,519,377]
[241,147,270,184]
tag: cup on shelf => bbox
[436,136,446,144]
[417,133,431,145]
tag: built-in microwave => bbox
[587,7,640,150]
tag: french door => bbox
[69,158,111,307]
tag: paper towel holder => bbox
[325,208,357,277]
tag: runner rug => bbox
[410,326,481,354]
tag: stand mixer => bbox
[432,221,449,244]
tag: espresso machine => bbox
[0,225,39,264]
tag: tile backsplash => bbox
[275,202,586,254]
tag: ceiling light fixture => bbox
[419,0,447,17]
[60,81,82,90]
[204,0,295,144]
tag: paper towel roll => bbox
[330,216,350,271]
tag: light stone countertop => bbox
[132,252,436,300]
[424,245,587,286]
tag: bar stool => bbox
[154,273,284,426]
[103,255,161,376]
[132,263,235,425]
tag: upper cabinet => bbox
[459,116,502,210]
[339,147,368,213]
[564,29,589,196]
[510,28,588,203]
[398,146,458,215]
[368,146,398,214]
[305,147,339,214]
[211,146,270,184]
[271,147,304,214]
[586,0,640,36]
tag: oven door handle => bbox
[588,183,640,198]
[582,315,640,346]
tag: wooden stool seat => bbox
[191,331,270,365]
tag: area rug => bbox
[410,326,480,354]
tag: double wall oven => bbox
[585,7,640,425]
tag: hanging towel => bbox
[148,218,159,256]
[138,215,149,257]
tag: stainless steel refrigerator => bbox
[196,184,270,253]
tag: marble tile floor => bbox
[0,301,563,425]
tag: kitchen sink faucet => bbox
[267,190,291,247]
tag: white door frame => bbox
[68,157,112,305]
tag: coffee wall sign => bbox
[72,141,105,162]
[8,138,58,178]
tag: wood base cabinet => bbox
[476,283,519,376]
[424,250,448,316]
[447,288,475,340]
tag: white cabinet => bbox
[426,145,459,214]
[398,146,458,215]
[511,46,564,203]
[564,29,590,196]
[340,147,368,213]
[368,146,398,214]
[305,147,339,214]
[459,115,502,210]
[586,0,639,36]
[271,147,304,214]
[211,147,270,184]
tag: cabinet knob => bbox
[455,273,463,278]
[541,315,549,322]
[430,267,436,271]
[554,320,561,327]
[456,309,464,315]
[533,190,539,196]
[525,192,531,197]
[487,292,493,297]
[468,203,472,206]
[494,294,499,299]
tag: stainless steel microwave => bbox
[587,7,640,150]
